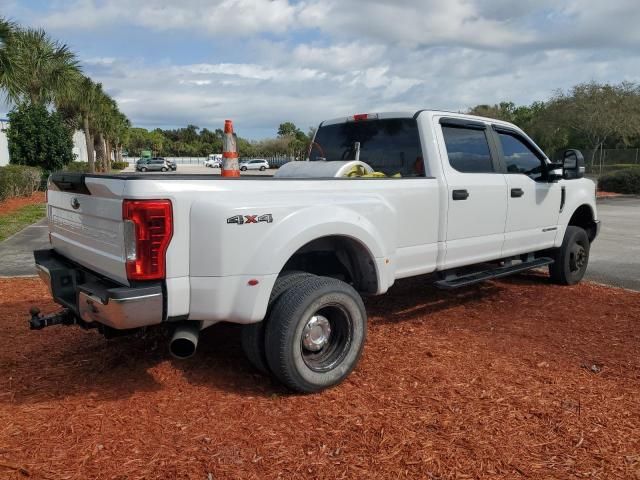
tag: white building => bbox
[0,118,89,166]
[0,119,9,166]
[72,130,89,162]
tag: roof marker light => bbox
[350,113,379,122]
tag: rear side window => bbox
[309,118,425,177]
[498,132,545,180]
[442,126,494,173]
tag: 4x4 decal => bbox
[227,214,273,225]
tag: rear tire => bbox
[549,226,590,285]
[140,167,147,172]
[241,271,314,374]
[265,276,367,393]
[161,167,168,172]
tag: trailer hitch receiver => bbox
[29,307,79,330]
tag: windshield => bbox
[309,118,424,177]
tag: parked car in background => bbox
[136,158,169,172]
[204,157,222,168]
[164,158,177,171]
[240,159,269,171]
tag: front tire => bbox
[240,166,247,171]
[259,166,266,171]
[241,271,313,374]
[549,226,590,285]
[140,167,147,172]
[265,276,367,393]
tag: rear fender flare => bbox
[244,205,390,285]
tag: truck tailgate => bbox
[48,173,129,285]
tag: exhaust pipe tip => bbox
[170,321,201,360]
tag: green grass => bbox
[0,203,46,242]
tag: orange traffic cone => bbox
[222,119,240,177]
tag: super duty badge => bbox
[227,214,273,225]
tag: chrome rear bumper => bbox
[34,249,164,330]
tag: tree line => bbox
[0,17,129,173]
[125,121,314,159]
[468,81,640,164]
[127,82,640,165]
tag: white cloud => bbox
[85,41,640,138]
[291,43,387,73]
[84,57,116,66]
[40,0,300,36]
[5,0,639,137]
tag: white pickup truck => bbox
[31,110,599,393]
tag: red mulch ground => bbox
[1,274,639,479]
[0,192,46,216]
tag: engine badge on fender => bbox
[227,214,273,225]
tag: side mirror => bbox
[562,149,585,179]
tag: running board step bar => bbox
[435,257,554,290]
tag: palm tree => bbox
[1,25,79,106]
[90,88,114,172]
[59,75,100,172]
[1,17,131,173]
[113,112,131,163]
[0,18,19,101]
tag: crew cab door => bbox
[436,118,508,268]
[492,126,562,256]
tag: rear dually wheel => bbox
[264,276,367,393]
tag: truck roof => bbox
[319,110,520,131]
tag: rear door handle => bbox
[511,188,524,198]
[452,189,469,201]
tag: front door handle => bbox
[452,189,469,201]
[511,188,524,198]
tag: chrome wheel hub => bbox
[302,315,331,352]
[570,244,587,272]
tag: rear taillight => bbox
[122,199,173,281]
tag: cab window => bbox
[442,126,494,173]
[497,132,545,180]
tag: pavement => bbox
[0,190,638,290]
[584,196,640,291]
[0,218,50,277]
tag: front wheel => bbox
[265,276,367,393]
[240,166,247,171]
[549,226,590,285]
[140,167,147,172]
[259,166,266,171]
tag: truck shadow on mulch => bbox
[1,274,533,405]
[2,299,285,403]
[1,300,168,405]
[365,274,505,324]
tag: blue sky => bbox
[2,0,640,139]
